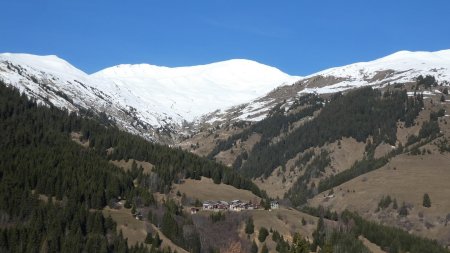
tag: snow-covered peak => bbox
[94,59,297,89]
[0,53,299,142]
[299,49,450,94]
[0,53,87,79]
[92,59,299,121]
[309,49,450,81]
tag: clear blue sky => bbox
[2,0,450,75]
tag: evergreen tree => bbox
[423,193,431,208]
[290,233,309,253]
[145,232,153,244]
[312,216,326,250]
[245,217,254,235]
[399,203,409,217]
[258,227,269,242]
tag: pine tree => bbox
[312,216,326,250]
[145,232,153,244]
[245,217,254,235]
[290,233,309,253]
[258,227,269,242]
[399,203,408,216]
[423,193,431,208]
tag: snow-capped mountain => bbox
[0,53,298,142]
[1,50,449,143]
[205,50,450,124]
[92,59,299,123]
[300,49,450,94]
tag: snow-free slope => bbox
[92,59,299,122]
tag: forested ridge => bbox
[0,82,263,252]
[239,87,423,178]
[207,93,323,161]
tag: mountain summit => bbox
[92,59,299,122]
[0,54,298,142]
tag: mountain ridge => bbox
[1,49,449,143]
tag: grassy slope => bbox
[102,207,189,253]
[173,176,260,202]
[309,95,450,246]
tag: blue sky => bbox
[2,0,450,75]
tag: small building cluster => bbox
[202,199,260,211]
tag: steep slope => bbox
[0,53,298,143]
[0,53,164,141]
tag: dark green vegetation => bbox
[0,82,261,252]
[297,207,448,253]
[285,150,331,206]
[208,94,323,172]
[245,217,254,235]
[0,84,147,252]
[341,211,448,253]
[423,193,431,208]
[258,227,269,242]
[238,87,423,178]
[416,75,438,89]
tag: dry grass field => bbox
[70,132,89,148]
[102,207,188,253]
[251,208,318,242]
[110,159,154,174]
[309,152,450,246]
[173,177,260,202]
[102,207,147,246]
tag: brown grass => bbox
[177,125,245,157]
[173,177,259,202]
[102,207,147,246]
[214,133,261,167]
[309,152,450,245]
[70,132,89,148]
[251,208,317,243]
[110,159,154,174]
[102,207,188,253]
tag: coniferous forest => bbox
[0,82,262,252]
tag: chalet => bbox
[270,201,279,209]
[203,200,218,210]
[217,201,229,210]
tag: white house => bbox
[270,201,279,209]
